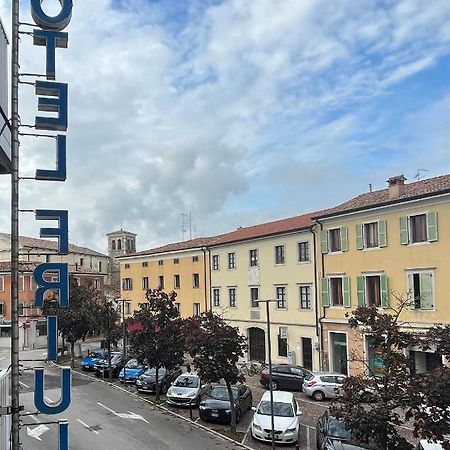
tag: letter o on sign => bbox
[31,0,73,31]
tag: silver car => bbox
[302,372,347,401]
[166,372,208,407]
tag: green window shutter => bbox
[419,273,434,310]
[378,220,387,248]
[340,226,348,252]
[407,273,415,309]
[399,217,409,245]
[427,212,438,242]
[357,276,365,307]
[356,224,364,250]
[321,278,330,307]
[343,277,351,308]
[320,230,328,254]
[380,275,389,308]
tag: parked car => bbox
[259,364,312,391]
[302,372,347,401]
[251,390,302,444]
[94,352,124,378]
[118,359,147,384]
[80,349,108,372]
[416,440,446,450]
[136,366,181,394]
[166,373,209,407]
[199,384,253,423]
[316,411,370,449]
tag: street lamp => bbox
[115,298,128,361]
[256,299,278,450]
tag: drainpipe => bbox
[315,218,326,371]
[201,247,209,312]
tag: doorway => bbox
[301,337,313,370]
[248,327,265,361]
[329,332,348,375]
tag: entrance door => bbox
[248,328,265,361]
[301,337,313,370]
[330,332,348,375]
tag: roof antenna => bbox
[414,169,429,181]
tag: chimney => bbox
[387,175,406,199]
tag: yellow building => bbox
[117,238,213,318]
[209,215,321,371]
[314,174,450,375]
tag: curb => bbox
[49,361,254,450]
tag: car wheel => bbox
[270,380,279,390]
[312,390,325,401]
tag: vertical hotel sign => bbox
[29,1,73,448]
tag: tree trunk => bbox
[107,338,112,382]
[225,380,237,434]
[61,335,65,357]
[70,341,75,369]
[155,366,160,402]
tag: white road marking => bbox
[26,424,49,441]
[77,418,99,435]
[19,381,29,389]
[0,357,6,361]
[96,403,149,423]
[41,352,47,356]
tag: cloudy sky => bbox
[0,0,450,253]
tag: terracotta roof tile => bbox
[313,174,450,218]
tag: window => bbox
[276,286,287,309]
[98,261,102,272]
[357,275,388,308]
[298,242,309,262]
[250,287,259,308]
[158,275,164,289]
[142,277,149,290]
[122,278,133,291]
[193,303,200,316]
[79,257,84,267]
[249,249,258,267]
[229,288,236,307]
[158,260,164,266]
[192,256,199,262]
[275,245,285,265]
[330,278,343,306]
[19,276,24,291]
[299,285,311,309]
[124,263,130,269]
[228,252,236,269]
[142,261,148,267]
[408,271,434,310]
[94,279,99,289]
[112,240,116,250]
[125,302,131,315]
[193,273,200,288]
[174,258,179,264]
[329,229,341,252]
[410,214,427,243]
[174,274,180,289]
[212,288,220,307]
[364,222,379,248]
[118,239,122,250]
[212,255,219,270]
[175,303,180,313]
[278,328,288,357]
[0,302,5,316]
[0,277,4,291]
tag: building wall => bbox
[318,194,450,374]
[210,230,321,370]
[119,249,210,318]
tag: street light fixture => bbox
[256,299,278,450]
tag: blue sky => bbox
[0,0,450,251]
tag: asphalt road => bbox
[0,348,244,450]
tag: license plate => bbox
[211,412,218,417]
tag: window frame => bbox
[0,276,4,292]
[193,303,200,316]
[193,273,200,289]
[122,278,133,291]
[142,261,148,268]
[212,288,221,307]
[158,275,164,289]
[142,276,149,290]
[173,258,179,265]
[409,213,428,244]
[364,222,379,248]
[329,277,344,307]
[407,270,435,310]
[249,249,258,267]
[158,260,164,266]
[298,241,310,263]
[174,274,180,289]
[212,255,219,271]
[274,245,285,265]
[228,252,236,269]
[250,287,259,308]
[298,284,312,310]
[228,287,237,308]
[275,285,287,309]
[328,228,342,253]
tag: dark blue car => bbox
[118,359,147,384]
[80,349,108,372]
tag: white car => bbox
[166,372,207,407]
[251,390,302,444]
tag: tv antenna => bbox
[414,169,429,181]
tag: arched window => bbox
[126,239,130,250]
[118,239,122,250]
[112,240,116,250]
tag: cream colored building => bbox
[209,215,320,371]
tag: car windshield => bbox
[174,376,199,388]
[209,386,238,400]
[144,367,166,377]
[328,418,351,439]
[110,355,122,364]
[257,401,294,417]
[125,359,143,369]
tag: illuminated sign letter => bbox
[35,81,68,131]
[31,0,73,31]
[35,134,67,181]
[34,367,71,414]
[35,209,69,254]
[47,316,58,361]
[34,263,68,307]
[33,30,68,80]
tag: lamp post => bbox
[256,299,278,450]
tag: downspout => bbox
[201,247,209,312]
[315,218,326,371]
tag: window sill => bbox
[276,307,288,311]
[362,246,382,252]
[328,250,344,255]
[407,241,431,247]
[298,307,312,311]
[274,263,286,267]
[297,260,311,264]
